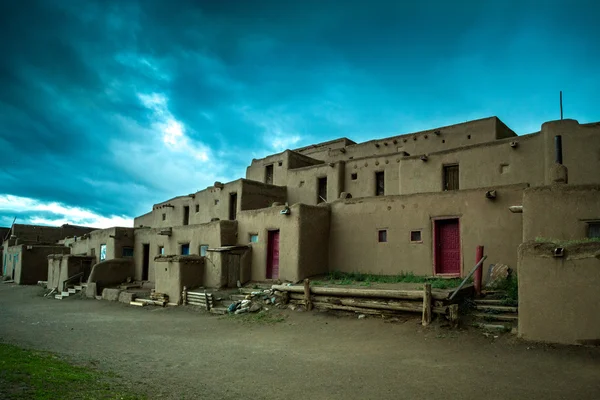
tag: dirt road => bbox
[0,284,598,400]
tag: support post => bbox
[303,279,313,311]
[448,304,459,328]
[474,246,484,296]
[422,283,432,326]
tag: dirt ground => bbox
[1,284,599,400]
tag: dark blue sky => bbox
[0,0,598,227]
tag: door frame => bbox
[142,243,150,281]
[432,216,462,277]
[266,229,280,280]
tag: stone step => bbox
[61,291,70,297]
[472,312,518,322]
[210,307,228,315]
[54,294,63,300]
[476,305,518,313]
[239,287,270,295]
[474,299,506,305]
[74,285,83,291]
[68,288,77,294]
[230,294,247,301]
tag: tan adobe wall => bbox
[155,257,204,303]
[246,150,323,186]
[47,255,94,290]
[11,224,96,245]
[518,241,600,345]
[310,117,502,164]
[236,203,330,282]
[522,185,600,241]
[398,133,543,195]
[541,119,600,186]
[239,180,287,211]
[134,179,286,229]
[87,258,135,294]
[68,227,134,264]
[345,155,399,198]
[328,185,526,278]
[495,118,518,139]
[133,220,236,281]
[8,245,70,284]
[294,138,356,160]
[286,161,345,205]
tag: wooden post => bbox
[303,279,313,311]
[182,286,187,305]
[422,283,432,326]
[448,304,459,328]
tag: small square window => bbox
[181,243,190,255]
[378,230,387,243]
[122,247,134,257]
[199,245,209,256]
[351,173,358,180]
[588,222,600,238]
[214,199,219,205]
[249,234,259,243]
[158,246,165,255]
[195,204,200,212]
[162,213,166,221]
[100,244,107,261]
[410,230,422,243]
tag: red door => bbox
[434,219,461,275]
[267,230,280,279]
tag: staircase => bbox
[471,291,518,331]
[54,284,86,300]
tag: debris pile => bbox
[227,288,288,314]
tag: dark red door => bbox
[267,230,280,279]
[434,219,461,275]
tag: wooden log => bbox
[187,301,210,307]
[272,284,449,300]
[290,298,448,315]
[422,283,432,327]
[303,279,313,311]
[448,304,459,328]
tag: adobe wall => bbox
[87,258,135,294]
[246,150,324,187]
[4,245,22,280]
[236,203,330,282]
[294,138,356,160]
[518,241,600,345]
[286,162,345,205]
[47,255,94,290]
[240,180,287,211]
[14,245,70,284]
[328,185,526,278]
[69,227,134,263]
[134,179,286,229]
[523,185,600,241]
[541,119,600,186]
[155,257,204,303]
[11,224,95,244]
[133,220,236,281]
[398,133,543,195]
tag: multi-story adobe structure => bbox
[124,116,600,302]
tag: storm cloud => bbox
[0,0,598,227]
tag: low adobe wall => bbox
[518,241,600,345]
[87,258,135,295]
[155,256,204,304]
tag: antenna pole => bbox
[560,91,563,120]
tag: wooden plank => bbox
[476,305,518,313]
[289,298,448,315]
[472,312,518,321]
[273,284,452,300]
[422,283,432,327]
[129,301,146,307]
[304,279,313,311]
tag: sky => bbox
[0,0,599,228]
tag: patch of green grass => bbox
[0,343,145,400]
[221,311,287,324]
[535,237,600,246]
[321,271,465,290]
[492,275,518,302]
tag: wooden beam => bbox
[303,279,313,311]
[422,283,432,327]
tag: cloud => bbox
[0,195,131,228]
[0,0,599,227]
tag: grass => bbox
[221,310,287,324]
[0,343,145,400]
[535,237,600,246]
[314,271,465,290]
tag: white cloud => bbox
[0,195,132,228]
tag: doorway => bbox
[266,230,280,279]
[183,206,190,225]
[142,244,150,281]
[229,192,238,220]
[433,218,461,276]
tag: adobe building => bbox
[128,116,600,297]
[2,224,96,284]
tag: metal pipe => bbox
[555,135,563,164]
[448,255,488,301]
